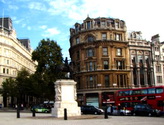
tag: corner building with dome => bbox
[69,16,132,107]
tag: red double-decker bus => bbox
[115,86,164,111]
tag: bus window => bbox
[124,91,130,95]
[132,90,141,95]
[121,102,131,108]
[148,88,155,94]
[118,91,122,96]
[156,88,164,94]
[129,90,132,95]
[141,89,147,94]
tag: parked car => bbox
[31,105,50,113]
[131,103,161,116]
[80,105,104,115]
[43,101,54,109]
[107,106,131,116]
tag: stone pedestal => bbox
[51,79,81,117]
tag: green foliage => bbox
[0,77,17,97]
[32,38,64,80]
[32,38,65,100]
[16,68,31,96]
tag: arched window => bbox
[85,35,95,42]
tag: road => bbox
[0,112,163,125]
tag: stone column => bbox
[144,68,148,86]
[137,68,141,87]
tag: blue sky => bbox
[0,0,164,59]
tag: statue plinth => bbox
[51,79,81,117]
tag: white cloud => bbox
[42,27,60,37]
[47,0,111,21]
[13,18,24,24]
[28,2,47,11]
[21,24,26,28]
[27,26,31,30]
[0,0,5,3]
[48,0,77,14]
[8,4,19,10]
[45,0,164,41]
[39,25,47,29]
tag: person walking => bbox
[117,104,121,115]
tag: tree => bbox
[32,39,64,100]
[15,68,31,105]
[0,77,17,107]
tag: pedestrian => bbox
[118,104,121,115]
[110,104,113,114]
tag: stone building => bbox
[0,17,36,107]
[69,17,131,107]
[151,34,164,86]
[128,31,154,87]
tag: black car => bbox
[131,104,161,116]
[80,105,104,115]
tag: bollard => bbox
[64,108,67,120]
[32,110,36,117]
[104,106,108,119]
[17,106,20,118]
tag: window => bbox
[157,76,162,83]
[76,51,80,60]
[155,47,159,51]
[116,48,122,56]
[115,22,119,28]
[77,62,80,72]
[87,21,91,29]
[155,55,160,60]
[116,60,124,69]
[102,33,107,40]
[103,60,109,69]
[87,36,94,42]
[117,74,126,87]
[4,49,9,56]
[7,60,9,65]
[86,62,96,71]
[89,62,93,71]
[86,48,94,57]
[156,65,161,72]
[89,76,93,85]
[87,75,96,88]
[101,21,106,27]
[76,37,80,44]
[141,89,148,94]
[104,75,109,87]
[75,25,79,32]
[102,47,108,56]
[148,88,155,94]
[132,90,141,95]
[7,69,9,74]
[77,77,81,89]
[115,34,122,41]
[156,88,164,94]
[3,68,5,73]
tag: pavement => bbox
[0,111,164,125]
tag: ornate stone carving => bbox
[55,84,61,101]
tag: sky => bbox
[0,0,164,59]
